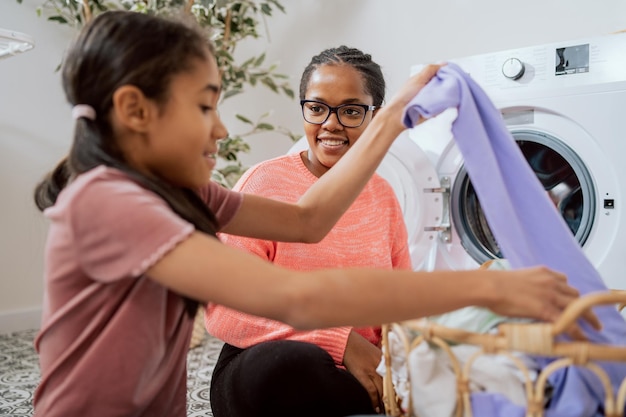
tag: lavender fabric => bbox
[403,63,626,416]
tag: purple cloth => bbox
[403,63,626,416]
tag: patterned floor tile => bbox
[0,329,224,417]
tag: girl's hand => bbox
[487,266,602,336]
[382,63,445,127]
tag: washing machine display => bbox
[409,32,626,291]
[555,43,589,76]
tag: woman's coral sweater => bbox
[205,152,412,365]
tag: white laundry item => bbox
[378,259,540,416]
[407,340,457,417]
[415,343,538,416]
[377,330,411,414]
[379,330,541,417]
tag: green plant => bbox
[18,0,300,188]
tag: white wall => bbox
[1,0,74,332]
[1,0,626,333]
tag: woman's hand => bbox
[343,331,385,414]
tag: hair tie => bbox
[72,104,96,121]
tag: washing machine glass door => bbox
[451,130,595,264]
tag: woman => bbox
[207,46,435,416]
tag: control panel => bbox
[411,32,626,100]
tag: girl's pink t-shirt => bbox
[34,166,242,417]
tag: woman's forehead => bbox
[305,64,370,101]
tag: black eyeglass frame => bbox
[300,99,378,128]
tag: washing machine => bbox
[406,32,626,292]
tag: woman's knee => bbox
[241,340,334,382]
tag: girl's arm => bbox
[148,231,586,330]
[220,64,442,243]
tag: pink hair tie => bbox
[72,104,96,121]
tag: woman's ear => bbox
[111,85,152,133]
[372,102,384,119]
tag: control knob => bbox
[502,57,525,80]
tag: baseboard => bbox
[0,307,41,334]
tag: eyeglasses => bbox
[300,100,377,128]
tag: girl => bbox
[206,46,411,417]
[33,10,588,417]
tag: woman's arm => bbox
[220,64,442,243]
[148,231,585,330]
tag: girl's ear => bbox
[111,85,153,133]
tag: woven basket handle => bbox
[552,290,626,336]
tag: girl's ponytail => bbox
[34,157,71,211]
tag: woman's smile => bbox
[317,136,349,152]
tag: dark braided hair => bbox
[299,46,386,106]
[33,11,220,317]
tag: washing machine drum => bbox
[451,129,596,265]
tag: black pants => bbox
[209,340,376,417]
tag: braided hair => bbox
[299,46,385,106]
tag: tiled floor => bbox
[0,329,38,417]
[0,329,225,417]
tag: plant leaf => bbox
[254,53,266,66]
[22,0,293,190]
[256,123,274,131]
[235,114,253,124]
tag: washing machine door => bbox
[287,132,443,270]
[449,111,596,265]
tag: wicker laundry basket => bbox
[381,290,626,417]
[189,305,208,349]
